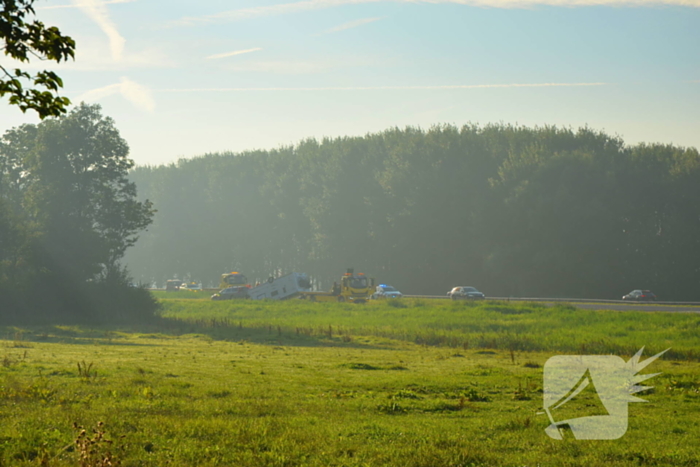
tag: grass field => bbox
[0,296,698,466]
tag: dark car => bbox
[211,286,250,300]
[447,286,485,300]
[165,279,183,291]
[622,289,657,301]
[372,284,403,299]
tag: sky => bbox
[1,0,698,167]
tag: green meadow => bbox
[0,297,698,466]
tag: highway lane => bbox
[153,289,700,312]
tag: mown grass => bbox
[0,298,697,466]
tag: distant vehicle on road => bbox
[165,279,183,291]
[622,290,657,301]
[447,286,485,300]
[247,272,311,300]
[372,284,403,299]
[211,286,250,300]
[182,282,202,291]
[298,269,374,304]
[219,272,250,290]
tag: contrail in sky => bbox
[206,48,263,60]
[172,0,700,26]
[158,82,608,92]
[71,0,126,61]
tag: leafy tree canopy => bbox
[1,0,75,118]
[0,103,156,323]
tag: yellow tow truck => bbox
[211,272,252,300]
[299,269,375,304]
[219,272,250,290]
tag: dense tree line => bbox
[125,124,700,300]
[0,104,157,323]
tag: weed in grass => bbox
[513,377,537,401]
[77,361,97,382]
[391,389,422,400]
[0,377,56,403]
[377,401,406,414]
[340,362,380,370]
[461,387,490,402]
[73,421,124,467]
[666,379,700,393]
[501,416,533,431]
[1,350,27,367]
[425,400,465,412]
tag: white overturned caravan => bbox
[248,272,312,300]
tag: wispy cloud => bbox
[206,48,263,60]
[173,0,380,26]
[70,0,126,61]
[320,17,384,34]
[38,0,136,10]
[171,0,700,26]
[77,77,155,112]
[158,82,608,92]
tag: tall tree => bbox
[1,103,154,286]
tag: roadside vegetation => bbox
[158,297,693,361]
[0,298,697,466]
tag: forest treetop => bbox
[125,123,700,300]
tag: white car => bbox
[372,284,403,299]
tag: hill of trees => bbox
[126,124,700,300]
